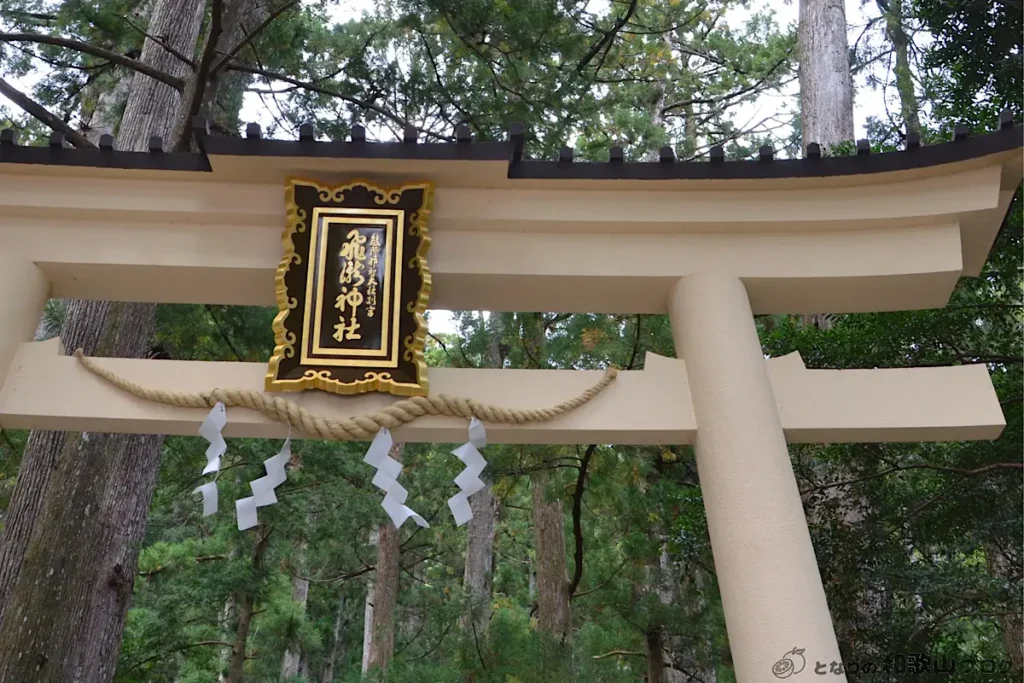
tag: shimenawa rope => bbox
[73,349,618,441]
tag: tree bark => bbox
[0,2,205,678]
[458,312,503,638]
[361,527,377,676]
[227,525,270,683]
[0,303,162,682]
[321,594,347,683]
[798,0,855,151]
[216,596,237,682]
[117,0,204,148]
[461,487,499,638]
[986,543,1024,671]
[878,0,921,136]
[646,627,665,683]
[365,442,403,674]
[531,469,570,641]
[281,569,310,679]
[168,0,268,149]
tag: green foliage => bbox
[0,0,1020,680]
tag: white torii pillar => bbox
[669,272,846,682]
[0,258,48,385]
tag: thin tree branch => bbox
[576,0,640,73]
[592,649,645,660]
[800,462,1024,495]
[427,332,452,362]
[568,444,597,599]
[124,640,236,672]
[210,0,299,77]
[572,557,629,600]
[0,75,97,149]
[123,16,196,68]
[0,31,184,89]
[204,305,245,361]
[224,62,452,141]
[626,315,643,370]
[662,50,793,114]
[171,0,222,152]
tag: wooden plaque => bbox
[266,178,433,396]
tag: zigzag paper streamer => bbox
[448,418,489,527]
[192,402,228,518]
[192,481,218,517]
[198,402,227,475]
[237,435,293,531]
[363,428,429,529]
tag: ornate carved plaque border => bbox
[265,178,433,396]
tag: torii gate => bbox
[0,116,1020,682]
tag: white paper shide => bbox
[448,418,489,527]
[363,428,429,529]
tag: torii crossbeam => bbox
[0,118,1020,682]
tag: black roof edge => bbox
[508,123,1023,180]
[0,120,1018,180]
[202,135,512,161]
[0,142,211,172]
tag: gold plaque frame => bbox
[265,177,433,396]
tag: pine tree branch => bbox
[0,75,97,149]
[800,462,1024,496]
[0,31,185,89]
[223,62,452,141]
[171,0,223,152]
[122,16,196,68]
[626,314,643,370]
[575,0,639,73]
[209,0,299,77]
[568,444,596,599]
[592,649,645,660]
[122,640,237,673]
[204,305,245,361]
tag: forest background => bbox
[0,0,1020,681]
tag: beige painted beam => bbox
[1,219,964,313]
[0,165,1002,231]
[0,340,1004,444]
[0,161,1009,313]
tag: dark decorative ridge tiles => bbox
[0,111,1019,180]
[198,120,511,161]
[510,113,1022,180]
[0,129,210,171]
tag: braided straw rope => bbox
[73,349,618,441]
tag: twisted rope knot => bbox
[72,348,618,441]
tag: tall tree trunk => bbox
[798,0,855,151]
[459,313,503,638]
[168,0,268,149]
[532,469,570,641]
[799,0,853,331]
[461,488,499,639]
[365,442,403,674]
[986,543,1024,671]
[878,0,921,136]
[361,529,378,675]
[646,627,665,683]
[0,2,205,677]
[227,525,270,683]
[281,559,310,679]
[321,594,348,683]
[217,596,237,682]
[0,304,164,681]
[81,77,132,146]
